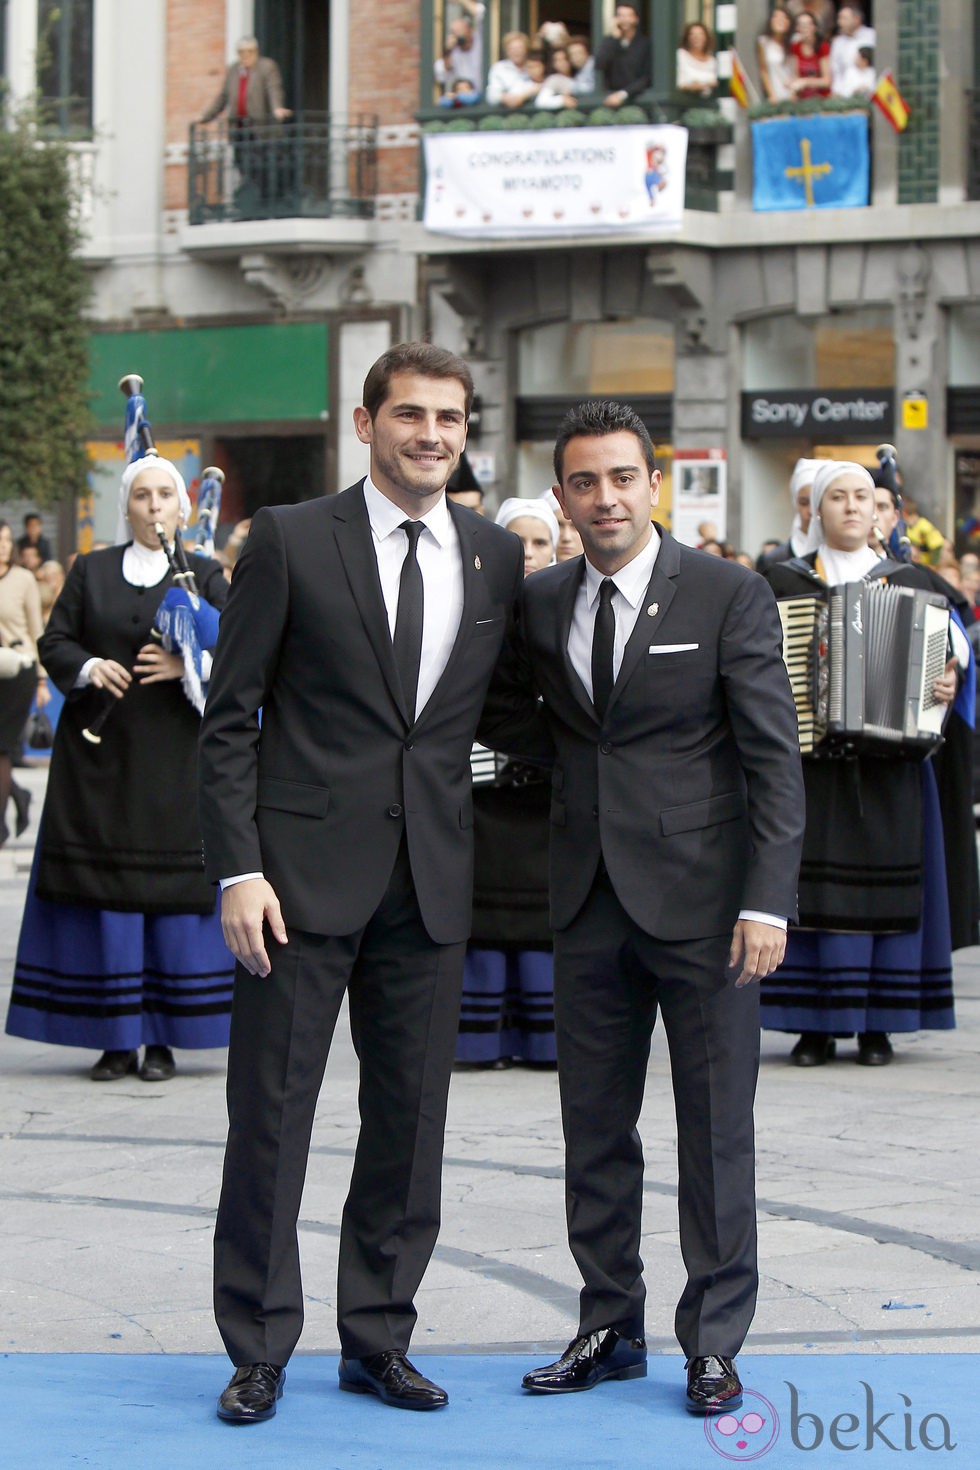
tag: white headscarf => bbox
[116,455,191,546]
[494,496,559,548]
[788,457,823,557]
[803,460,879,582]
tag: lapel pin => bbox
[647,603,659,616]
[474,555,482,570]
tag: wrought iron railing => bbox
[187,113,378,224]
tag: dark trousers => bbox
[553,873,761,1358]
[213,843,466,1365]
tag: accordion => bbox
[777,580,950,756]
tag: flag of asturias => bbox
[873,71,911,132]
[751,113,870,211]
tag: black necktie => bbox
[393,520,425,717]
[591,578,616,720]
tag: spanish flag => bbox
[873,71,910,132]
[728,49,753,109]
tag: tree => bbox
[0,109,92,505]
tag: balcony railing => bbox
[187,113,378,224]
[969,89,980,200]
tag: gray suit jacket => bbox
[482,529,805,940]
[201,56,285,124]
[198,484,527,944]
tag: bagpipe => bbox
[82,375,225,744]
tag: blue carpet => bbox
[1,1353,975,1468]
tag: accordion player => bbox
[777,579,950,757]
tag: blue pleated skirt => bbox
[456,947,557,1063]
[761,763,955,1035]
[6,849,234,1052]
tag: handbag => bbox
[23,708,54,749]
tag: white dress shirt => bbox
[222,479,464,890]
[567,528,786,932]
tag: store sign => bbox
[741,389,894,439]
[423,125,687,239]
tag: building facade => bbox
[2,0,980,555]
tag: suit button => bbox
[404,740,414,751]
[600,741,612,754]
[592,805,599,818]
[387,803,403,818]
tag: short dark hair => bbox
[23,512,41,526]
[553,400,657,483]
[362,342,474,421]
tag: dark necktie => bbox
[393,520,425,717]
[591,577,616,720]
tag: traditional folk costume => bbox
[456,498,558,1066]
[5,461,233,1061]
[761,463,976,1048]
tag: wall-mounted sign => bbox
[902,394,928,430]
[672,449,727,547]
[741,389,894,439]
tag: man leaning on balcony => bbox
[199,35,292,127]
[595,3,652,110]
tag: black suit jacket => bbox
[198,483,526,944]
[483,529,805,940]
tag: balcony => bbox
[187,114,379,226]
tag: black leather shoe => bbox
[522,1329,647,1393]
[686,1355,743,1415]
[338,1350,448,1410]
[217,1363,285,1423]
[790,1032,836,1067]
[140,1045,176,1081]
[90,1049,138,1081]
[11,784,31,837]
[857,1031,893,1066]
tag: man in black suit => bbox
[482,401,804,1414]
[198,343,534,1423]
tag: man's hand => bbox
[728,919,786,988]
[604,89,628,107]
[221,878,288,977]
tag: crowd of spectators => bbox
[434,3,650,112]
[433,4,877,117]
[755,2,876,103]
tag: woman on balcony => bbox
[676,22,718,97]
[485,31,539,109]
[790,12,831,98]
[757,6,795,102]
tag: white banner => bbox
[423,124,688,239]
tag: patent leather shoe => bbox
[857,1031,893,1066]
[90,1049,138,1081]
[522,1328,647,1393]
[338,1350,448,1410]
[217,1363,285,1423]
[790,1032,836,1067]
[140,1045,176,1081]
[686,1355,743,1415]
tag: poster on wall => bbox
[671,449,727,548]
[423,125,688,239]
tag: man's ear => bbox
[353,406,373,446]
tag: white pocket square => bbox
[649,643,699,654]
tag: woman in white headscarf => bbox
[456,497,559,1068]
[5,457,234,1082]
[757,457,822,571]
[761,461,971,1067]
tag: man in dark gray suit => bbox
[482,401,804,1415]
[199,343,536,1423]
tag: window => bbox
[37,0,94,134]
